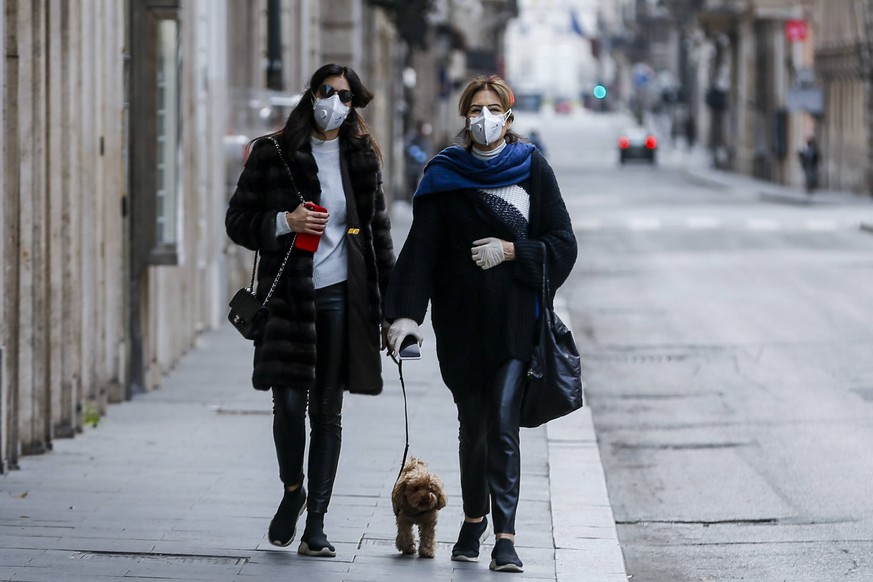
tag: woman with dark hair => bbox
[226,64,395,557]
[384,75,577,572]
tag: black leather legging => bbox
[455,358,526,535]
[271,281,347,514]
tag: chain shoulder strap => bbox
[266,135,306,206]
[261,236,295,305]
[249,252,259,290]
[248,136,306,307]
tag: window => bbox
[130,0,182,266]
[154,19,181,250]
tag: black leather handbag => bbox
[520,250,584,428]
[228,286,266,341]
[228,243,294,341]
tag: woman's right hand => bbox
[285,202,329,235]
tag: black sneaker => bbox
[298,512,336,557]
[267,486,306,547]
[489,538,524,573]
[451,517,489,562]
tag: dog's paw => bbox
[418,546,435,559]
[395,535,416,555]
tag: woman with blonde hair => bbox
[384,75,577,572]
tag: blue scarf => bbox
[414,142,535,200]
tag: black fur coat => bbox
[226,135,395,393]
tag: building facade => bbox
[4,0,136,469]
[615,0,873,193]
[694,0,811,185]
[812,0,871,194]
[1,0,403,472]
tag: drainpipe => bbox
[862,0,873,195]
[266,0,283,90]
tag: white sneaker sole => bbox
[298,541,337,557]
[489,559,524,573]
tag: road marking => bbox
[686,216,721,229]
[804,219,837,231]
[577,216,864,232]
[629,217,662,230]
[577,219,602,231]
[746,218,781,231]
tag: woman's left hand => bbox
[471,237,515,270]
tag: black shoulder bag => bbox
[227,137,305,341]
[520,246,584,428]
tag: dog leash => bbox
[389,352,410,484]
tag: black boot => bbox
[451,517,489,562]
[298,512,336,557]
[267,486,306,547]
[489,538,524,573]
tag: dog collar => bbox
[401,507,431,518]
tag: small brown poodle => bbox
[391,457,447,558]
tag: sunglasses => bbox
[316,84,354,104]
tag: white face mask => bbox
[469,108,511,146]
[313,94,350,132]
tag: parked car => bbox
[224,90,302,190]
[618,128,657,164]
[554,98,573,114]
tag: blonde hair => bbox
[455,75,520,149]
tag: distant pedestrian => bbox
[528,129,547,158]
[383,75,577,572]
[685,115,697,150]
[225,63,395,557]
[403,120,433,202]
[798,136,820,193]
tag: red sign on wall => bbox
[786,19,808,42]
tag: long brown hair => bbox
[269,63,382,160]
[455,75,522,150]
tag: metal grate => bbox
[69,550,248,566]
[213,405,271,415]
[587,352,691,364]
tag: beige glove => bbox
[387,318,423,354]
[471,237,506,270]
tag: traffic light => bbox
[593,85,607,99]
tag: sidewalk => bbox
[0,206,627,581]
[677,146,873,208]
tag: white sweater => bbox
[274,136,348,289]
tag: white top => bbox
[471,140,507,160]
[470,141,529,220]
[274,136,348,289]
[480,184,530,221]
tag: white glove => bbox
[471,237,506,270]
[387,318,423,354]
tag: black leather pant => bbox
[271,281,347,514]
[456,358,526,534]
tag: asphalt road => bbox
[516,108,873,581]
